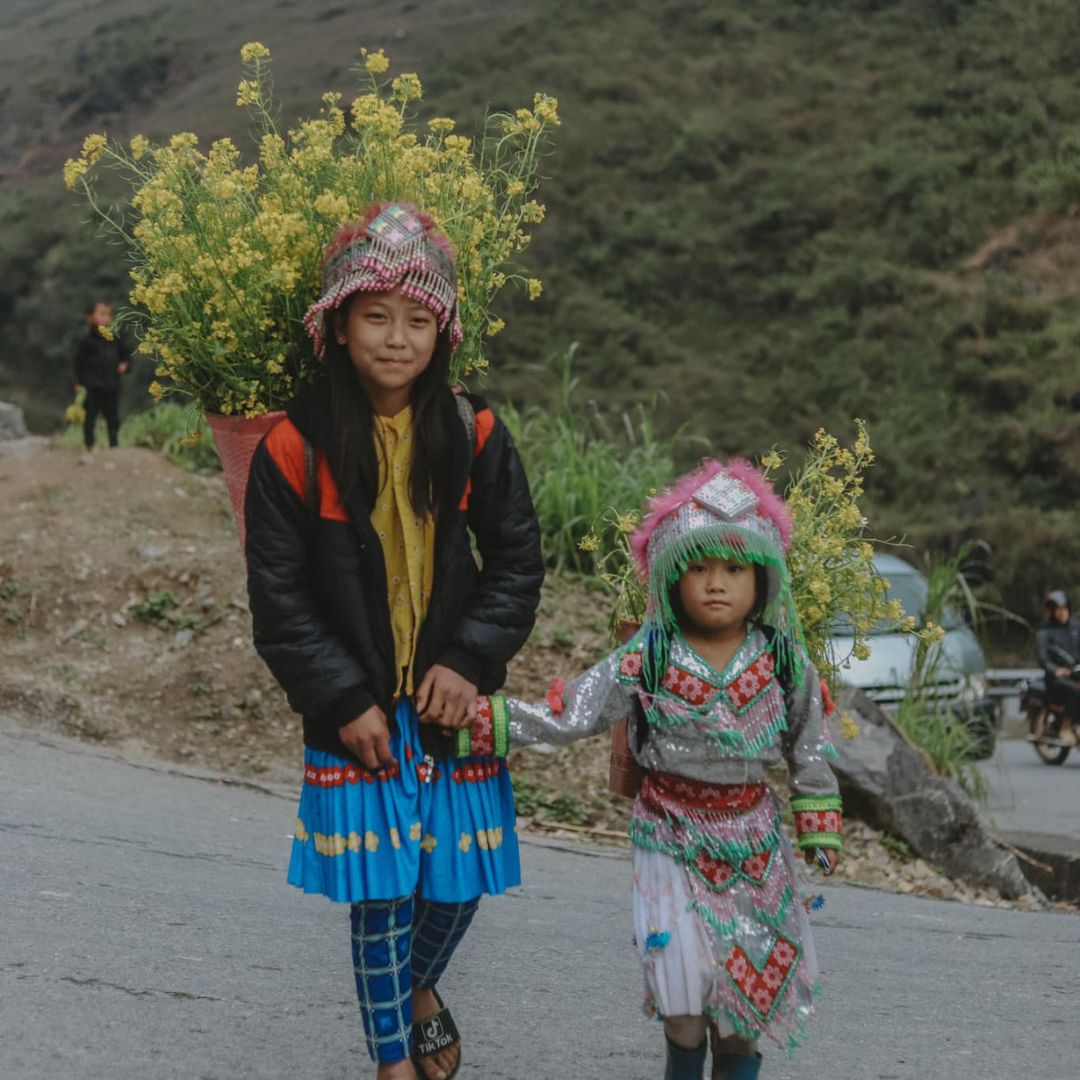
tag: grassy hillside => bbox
[5,0,1080,616]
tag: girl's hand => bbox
[339,705,397,771]
[416,665,478,730]
[805,848,839,876]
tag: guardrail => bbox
[986,668,1042,721]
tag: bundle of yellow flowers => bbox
[580,422,927,697]
[64,43,559,417]
[761,421,936,692]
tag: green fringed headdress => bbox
[629,458,805,687]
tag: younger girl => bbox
[245,202,544,1080]
[472,460,841,1080]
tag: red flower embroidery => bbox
[694,851,736,889]
[725,936,798,1020]
[725,653,775,710]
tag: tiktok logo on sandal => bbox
[419,1017,452,1051]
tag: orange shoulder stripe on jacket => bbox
[458,407,498,511]
[263,420,349,522]
[263,418,306,503]
[474,407,496,455]
[316,451,349,522]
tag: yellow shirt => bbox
[371,407,436,697]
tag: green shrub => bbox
[499,349,678,572]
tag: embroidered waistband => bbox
[641,771,767,814]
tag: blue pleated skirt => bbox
[287,698,521,904]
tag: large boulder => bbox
[834,688,1040,901]
[0,401,28,441]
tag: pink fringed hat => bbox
[630,459,803,674]
[303,201,464,358]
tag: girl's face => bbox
[677,556,757,637]
[335,286,439,415]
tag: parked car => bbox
[830,553,998,758]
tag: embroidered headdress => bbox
[629,458,804,683]
[303,201,463,358]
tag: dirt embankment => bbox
[0,442,612,786]
[0,442,1039,908]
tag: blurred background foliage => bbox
[5,0,1080,633]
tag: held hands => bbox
[1057,666,1072,679]
[339,705,398,771]
[416,665,478,732]
[805,848,839,876]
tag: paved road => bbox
[979,737,1080,841]
[2,720,1079,1080]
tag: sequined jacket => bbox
[468,627,842,850]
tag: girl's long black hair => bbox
[322,300,459,518]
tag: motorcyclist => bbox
[1035,590,1080,746]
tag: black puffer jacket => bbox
[1036,617,1080,674]
[245,381,544,760]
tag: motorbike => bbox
[1021,645,1080,765]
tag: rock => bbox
[61,618,89,642]
[834,688,1041,902]
[244,689,263,710]
[173,628,195,649]
[0,401,28,441]
[111,612,127,628]
[136,543,172,561]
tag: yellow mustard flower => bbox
[838,713,860,740]
[129,134,150,161]
[578,534,601,553]
[148,381,165,403]
[363,48,390,74]
[81,132,108,165]
[427,117,455,134]
[236,80,260,108]
[526,278,543,301]
[240,42,271,62]
[486,317,505,337]
[521,200,546,224]
[63,157,88,189]
[761,450,784,472]
[391,72,423,102]
[532,92,561,126]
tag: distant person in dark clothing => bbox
[1035,589,1080,746]
[73,301,131,458]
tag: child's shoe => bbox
[665,1035,707,1080]
[711,1050,762,1080]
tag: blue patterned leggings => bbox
[350,895,479,1064]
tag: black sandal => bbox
[411,988,462,1080]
